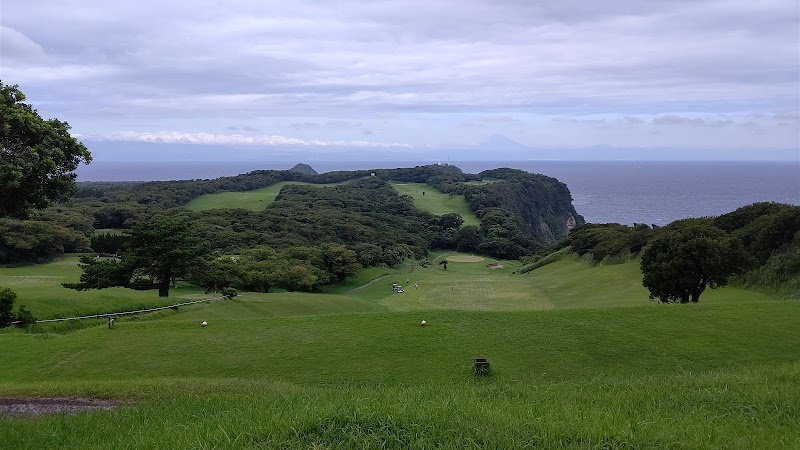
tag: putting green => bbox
[446,255,484,262]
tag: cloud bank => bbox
[2,0,798,158]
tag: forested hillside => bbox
[1,165,583,263]
[542,202,800,298]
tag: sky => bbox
[1,0,799,161]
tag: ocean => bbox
[76,160,800,226]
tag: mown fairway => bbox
[390,182,480,226]
[0,255,204,320]
[1,254,798,449]
[183,180,483,227]
[184,181,348,211]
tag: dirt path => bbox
[0,398,121,417]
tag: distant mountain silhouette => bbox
[289,163,318,175]
[479,134,530,151]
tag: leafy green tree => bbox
[640,223,751,303]
[15,304,36,327]
[0,287,34,328]
[239,259,281,293]
[438,213,464,230]
[320,243,360,282]
[0,287,16,327]
[0,218,90,263]
[455,225,480,252]
[0,82,92,218]
[280,265,318,291]
[190,257,243,293]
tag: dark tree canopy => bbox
[0,82,92,218]
[640,223,751,303]
[65,216,208,297]
[0,287,16,327]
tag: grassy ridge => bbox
[390,182,481,226]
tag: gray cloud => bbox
[652,115,735,127]
[77,130,412,148]
[2,0,797,154]
[292,122,320,130]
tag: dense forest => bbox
[1,164,582,266]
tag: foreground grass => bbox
[2,362,798,449]
[390,182,480,226]
[1,303,798,449]
[183,181,349,211]
[2,253,798,448]
[2,303,798,385]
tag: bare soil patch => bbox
[0,398,120,417]
[446,255,484,263]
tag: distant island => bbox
[288,163,318,175]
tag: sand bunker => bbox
[487,264,504,269]
[446,255,484,263]
[0,398,120,417]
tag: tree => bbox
[0,286,35,328]
[190,257,243,293]
[438,213,464,230]
[124,217,208,297]
[65,216,208,297]
[320,243,360,282]
[0,287,16,327]
[640,223,751,303]
[0,82,92,218]
[279,265,318,291]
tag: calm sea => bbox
[76,160,800,226]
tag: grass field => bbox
[183,181,483,229]
[1,253,798,448]
[390,182,480,226]
[0,255,204,320]
[183,181,349,211]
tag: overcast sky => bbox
[2,0,799,160]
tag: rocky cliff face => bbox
[566,214,577,231]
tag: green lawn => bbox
[390,182,480,226]
[183,181,348,211]
[0,254,204,320]
[1,253,798,448]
